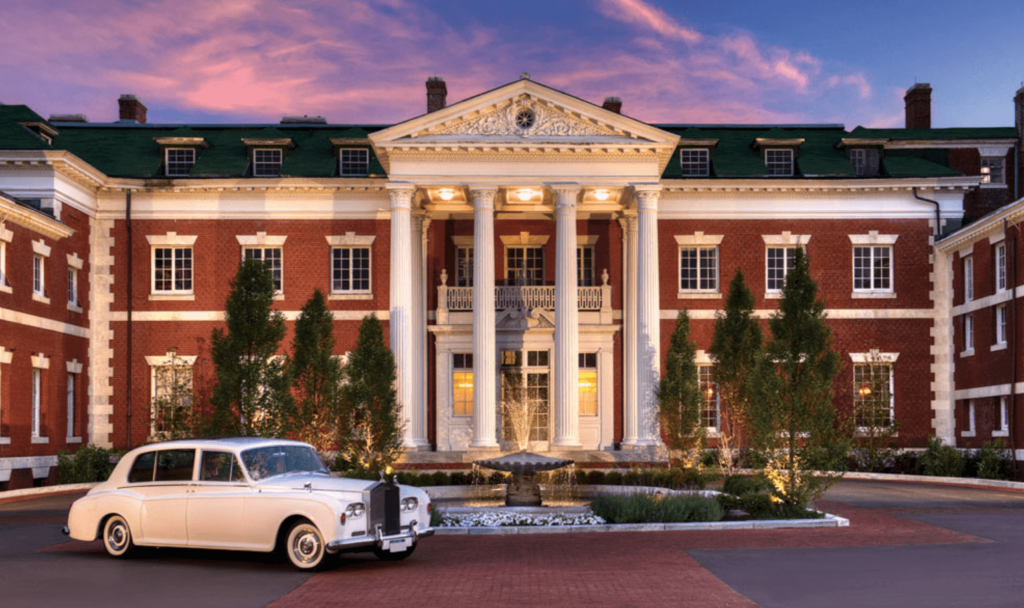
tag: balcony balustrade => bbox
[436,269,612,323]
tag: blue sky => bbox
[0,0,1021,128]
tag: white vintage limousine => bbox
[64,438,434,569]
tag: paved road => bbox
[2,481,1023,607]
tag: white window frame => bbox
[996,304,1008,346]
[577,245,595,287]
[330,247,372,294]
[30,353,49,442]
[698,364,720,432]
[675,233,724,299]
[963,314,975,356]
[67,266,78,306]
[996,243,1007,292]
[146,352,197,437]
[852,246,893,293]
[981,156,1005,186]
[165,148,196,177]
[962,399,977,437]
[242,246,284,294]
[995,396,1010,437]
[679,246,719,293]
[762,234,810,296]
[147,233,198,298]
[33,255,44,295]
[765,247,799,293]
[851,358,895,432]
[151,247,194,295]
[452,353,474,418]
[339,148,369,176]
[253,148,283,177]
[326,234,375,299]
[504,245,546,286]
[456,246,474,287]
[680,148,710,177]
[0,223,10,293]
[765,148,794,176]
[578,352,598,417]
[66,359,83,442]
[0,347,10,443]
[964,255,974,302]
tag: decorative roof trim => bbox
[21,121,59,137]
[754,137,805,148]
[838,138,887,148]
[154,137,209,148]
[241,138,295,148]
[677,139,719,147]
[329,138,370,146]
[886,138,1016,150]
[663,176,983,194]
[0,194,75,240]
[936,196,1024,252]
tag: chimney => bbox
[1015,85,1024,142]
[904,83,931,129]
[118,94,147,124]
[426,77,447,114]
[602,96,622,114]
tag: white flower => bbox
[438,510,606,527]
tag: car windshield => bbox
[241,445,329,481]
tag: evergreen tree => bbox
[657,310,705,464]
[747,248,847,507]
[208,258,293,437]
[291,289,344,452]
[708,268,763,475]
[338,315,403,472]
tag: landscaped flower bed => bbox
[438,511,606,527]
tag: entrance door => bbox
[501,349,550,447]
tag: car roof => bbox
[128,437,312,453]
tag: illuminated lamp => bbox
[594,189,610,201]
[516,188,534,201]
[438,189,455,201]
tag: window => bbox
[156,449,197,482]
[0,240,7,288]
[766,247,799,292]
[765,149,794,176]
[151,358,194,435]
[577,246,595,287]
[33,255,44,296]
[244,247,283,293]
[853,246,892,292]
[680,247,718,292]
[996,244,1007,292]
[964,256,974,302]
[964,314,975,353]
[253,148,283,177]
[200,451,244,482]
[680,148,709,176]
[854,363,893,429]
[331,247,371,293]
[579,353,598,416]
[506,246,544,285]
[997,305,1008,346]
[165,148,196,176]
[455,246,473,287]
[153,247,193,293]
[340,149,369,176]
[67,267,78,305]
[981,157,1005,185]
[849,148,880,177]
[963,400,977,437]
[997,397,1010,437]
[698,365,720,430]
[66,373,76,439]
[452,353,474,417]
[128,452,157,483]
[31,369,41,438]
[501,349,550,441]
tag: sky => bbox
[1,0,1022,129]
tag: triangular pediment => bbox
[369,78,680,173]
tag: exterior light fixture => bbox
[594,189,610,201]
[516,189,533,201]
[438,189,455,201]
[858,384,872,398]
[705,386,714,400]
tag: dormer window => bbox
[254,148,283,177]
[680,149,710,177]
[765,149,794,176]
[849,148,880,177]
[340,149,369,176]
[165,148,196,176]
[981,157,1005,185]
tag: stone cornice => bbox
[0,150,108,190]
[935,196,1024,252]
[885,138,1016,150]
[99,177,387,195]
[662,176,982,194]
[0,196,75,240]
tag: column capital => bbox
[469,188,498,210]
[387,184,415,210]
[617,213,638,234]
[634,187,661,212]
[549,184,581,207]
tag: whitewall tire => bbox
[102,515,134,558]
[286,521,325,570]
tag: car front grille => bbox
[369,482,401,536]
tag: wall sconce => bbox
[594,189,610,201]
[515,189,534,202]
[438,189,455,201]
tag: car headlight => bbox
[345,502,366,518]
[401,497,418,512]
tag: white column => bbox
[635,188,662,446]
[406,213,430,448]
[553,186,582,448]
[388,185,416,448]
[470,188,499,448]
[619,214,640,447]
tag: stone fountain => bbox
[474,452,574,506]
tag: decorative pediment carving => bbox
[495,307,555,330]
[426,97,620,139]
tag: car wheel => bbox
[286,521,325,570]
[373,541,417,561]
[102,515,134,558]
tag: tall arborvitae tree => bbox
[337,315,403,473]
[657,310,706,465]
[747,248,847,507]
[708,269,763,475]
[291,289,344,452]
[208,258,293,437]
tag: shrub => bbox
[976,440,1010,480]
[722,474,773,497]
[450,472,467,485]
[604,471,623,485]
[57,445,119,484]
[585,470,606,485]
[919,437,965,477]
[488,471,507,485]
[590,493,724,524]
[889,451,920,475]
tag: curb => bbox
[838,471,1024,491]
[0,483,98,504]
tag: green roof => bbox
[0,106,55,151]
[848,126,1017,140]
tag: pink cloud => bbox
[827,74,873,99]
[595,0,702,43]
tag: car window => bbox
[200,451,244,482]
[154,449,196,482]
[127,451,156,483]
[241,445,328,481]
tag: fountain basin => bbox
[473,451,575,507]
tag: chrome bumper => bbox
[61,525,70,536]
[326,519,434,554]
